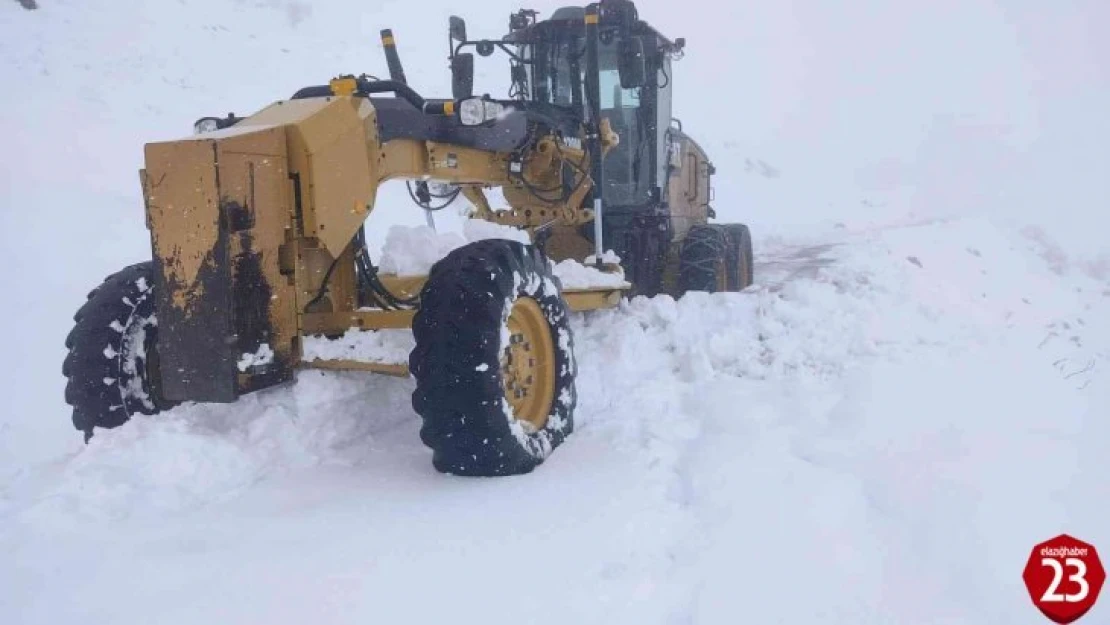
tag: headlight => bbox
[458,98,486,126]
[193,117,220,135]
[483,100,504,121]
[458,97,507,126]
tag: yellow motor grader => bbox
[62,0,754,476]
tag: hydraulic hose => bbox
[291,78,451,115]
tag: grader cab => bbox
[62,0,754,476]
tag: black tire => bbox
[678,224,735,294]
[64,262,177,440]
[410,239,576,476]
[723,223,755,289]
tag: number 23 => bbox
[1041,558,1090,603]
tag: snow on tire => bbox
[410,239,577,477]
[63,261,177,440]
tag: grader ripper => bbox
[62,1,755,476]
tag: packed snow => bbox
[2,1,1109,625]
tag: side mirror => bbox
[451,53,475,100]
[449,16,467,43]
[618,37,647,89]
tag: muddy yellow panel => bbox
[143,126,295,402]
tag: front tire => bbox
[410,239,576,476]
[63,262,177,440]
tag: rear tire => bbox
[679,224,734,293]
[722,223,755,290]
[63,262,177,440]
[410,239,577,476]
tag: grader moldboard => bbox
[63,0,754,476]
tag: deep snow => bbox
[3,216,1108,625]
[2,1,1109,624]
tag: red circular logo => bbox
[1023,535,1105,624]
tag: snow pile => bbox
[378,220,530,276]
[551,258,629,289]
[378,221,628,289]
[378,226,467,276]
[302,329,412,365]
[461,218,532,246]
[565,217,1109,623]
[557,249,629,289]
[585,249,622,265]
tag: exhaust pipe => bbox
[380,29,409,85]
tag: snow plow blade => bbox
[141,126,297,403]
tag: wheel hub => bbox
[500,297,556,431]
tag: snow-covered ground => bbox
[3,215,1108,624]
[2,1,1109,624]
